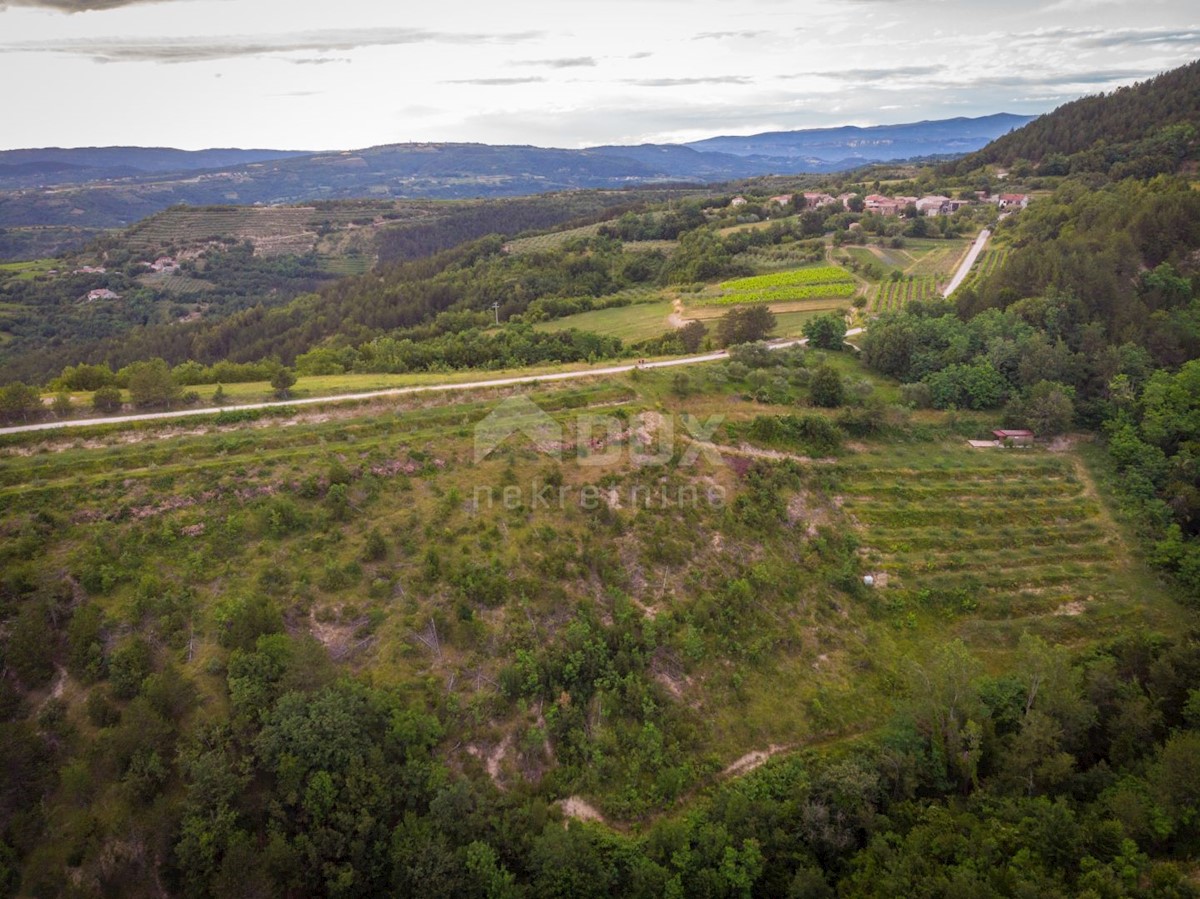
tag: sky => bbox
[0,0,1198,151]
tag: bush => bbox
[215,595,283,651]
[92,386,123,413]
[109,638,153,699]
[809,365,845,408]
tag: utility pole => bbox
[491,302,500,325]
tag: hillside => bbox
[686,113,1034,163]
[3,80,1200,894]
[0,147,310,189]
[0,114,1035,235]
[1,346,1194,896]
[946,58,1200,175]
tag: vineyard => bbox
[503,222,605,255]
[837,445,1141,637]
[959,246,1010,292]
[116,201,432,267]
[136,271,215,298]
[711,265,858,305]
[871,276,941,311]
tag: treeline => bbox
[947,59,1200,174]
[375,189,702,265]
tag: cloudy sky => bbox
[1,0,1197,151]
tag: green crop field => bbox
[871,276,941,311]
[710,265,858,305]
[0,258,58,281]
[534,300,674,342]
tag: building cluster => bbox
[730,190,1029,217]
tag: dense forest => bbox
[945,60,1200,176]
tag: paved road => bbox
[3,334,870,437]
[942,228,991,297]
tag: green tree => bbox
[125,358,181,408]
[212,384,228,405]
[92,385,123,413]
[5,601,55,687]
[271,368,297,398]
[717,306,777,347]
[1024,380,1076,436]
[803,313,848,351]
[809,365,844,408]
[109,637,153,699]
[52,391,72,417]
[0,381,42,424]
[678,320,707,353]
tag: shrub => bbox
[810,365,845,408]
[92,386,123,413]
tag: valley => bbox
[0,49,1198,899]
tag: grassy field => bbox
[532,296,838,344]
[534,300,675,342]
[844,237,969,283]
[0,258,58,281]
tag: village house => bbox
[148,256,179,273]
[84,288,120,302]
[837,192,857,209]
[769,194,793,206]
[864,194,902,216]
[916,195,952,216]
[802,191,837,208]
[993,428,1035,447]
[730,196,748,207]
[998,193,1029,210]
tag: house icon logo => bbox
[474,395,563,463]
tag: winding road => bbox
[2,335,872,438]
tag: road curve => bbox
[942,228,991,298]
[1,336,845,437]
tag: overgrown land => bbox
[1,61,1200,898]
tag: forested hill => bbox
[945,58,1200,175]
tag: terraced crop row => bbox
[837,451,1123,619]
[960,247,1010,292]
[871,276,939,311]
[503,223,605,255]
[711,282,857,305]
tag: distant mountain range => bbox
[0,113,1035,232]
